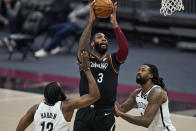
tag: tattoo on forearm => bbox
[120,113,150,128]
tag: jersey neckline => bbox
[90,53,107,61]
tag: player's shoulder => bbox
[151,85,165,94]
[149,86,167,101]
[28,104,38,115]
[130,88,141,98]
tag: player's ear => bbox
[91,41,94,48]
[149,73,153,79]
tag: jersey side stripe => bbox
[60,101,63,111]
[160,106,170,131]
[110,123,115,131]
[109,55,118,74]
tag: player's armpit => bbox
[16,104,37,131]
[120,89,140,113]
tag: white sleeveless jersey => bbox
[34,101,70,131]
[136,85,176,131]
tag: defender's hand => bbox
[110,2,118,28]
[114,101,122,117]
[89,0,96,23]
[78,50,90,71]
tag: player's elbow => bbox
[142,120,152,128]
[96,92,101,100]
[90,92,101,102]
[93,92,101,101]
[143,123,150,128]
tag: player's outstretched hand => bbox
[89,0,96,23]
[79,50,90,71]
[110,2,118,28]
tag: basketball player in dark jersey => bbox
[74,1,129,131]
[16,51,101,131]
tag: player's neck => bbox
[92,51,106,59]
[141,81,153,96]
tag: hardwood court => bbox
[0,88,195,131]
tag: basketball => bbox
[94,0,113,18]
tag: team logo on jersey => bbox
[137,102,147,110]
[90,62,108,70]
[142,95,147,99]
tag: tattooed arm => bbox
[115,88,166,128]
[77,1,96,61]
[119,89,140,113]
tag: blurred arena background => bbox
[0,0,196,130]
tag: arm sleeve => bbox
[114,27,129,63]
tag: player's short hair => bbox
[44,82,66,105]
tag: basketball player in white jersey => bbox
[115,64,176,131]
[16,51,100,131]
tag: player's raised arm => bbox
[64,51,100,110]
[110,2,129,63]
[77,1,96,61]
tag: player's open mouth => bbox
[137,75,141,79]
[100,43,107,48]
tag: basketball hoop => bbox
[160,0,184,16]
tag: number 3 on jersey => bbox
[97,73,104,83]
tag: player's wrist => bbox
[119,111,123,117]
[83,67,90,72]
[89,18,94,23]
[112,22,118,28]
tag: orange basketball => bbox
[94,0,113,18]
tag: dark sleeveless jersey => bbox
[79,53,121,107]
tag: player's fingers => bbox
[115,101,121,109]
[83,51,88,57]
[91,0,96,8]
[114,2,117,6]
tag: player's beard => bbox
[94,42,108,55]
[136,75,148,85]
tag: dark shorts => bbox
[73,106,115,131]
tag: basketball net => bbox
[160,0,184,16]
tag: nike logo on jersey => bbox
[103,58,108,61]
[142,95,147,99]
[137,102,147,110]
[104,112,111,116]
